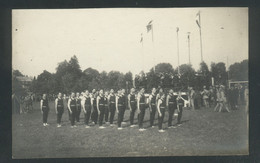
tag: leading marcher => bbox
[40,94,50,127]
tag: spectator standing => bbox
[201,86,209,108]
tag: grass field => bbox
[12,101,248,158]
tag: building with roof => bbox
[16,76,33,90]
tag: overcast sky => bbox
[12,8,248,77]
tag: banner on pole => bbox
[146,20,153,33]
[196,11,201,28]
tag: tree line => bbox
[12,55,248,96]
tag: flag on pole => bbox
[196,11,201,28]
[176,27,179,32]
[146,20,153,33]
[140,33,143,43]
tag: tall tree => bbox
[154,63,174,74]
[56,60,70,78]
[124,71,133,91]
[12,77,26,95]
[211,62,227,85]
[35,70,53,94]
[83,67,100,81]
[107,71,124,90]
[177,64,196,89]
[135,71,147,90]
[54,55,83,93]
[68,55,82,76]
[146,69,160,90]
[98,71,108,89]
[154,63,174,88]
[197,61,211,88]
[12,69,26,95]
[229,59,248,81]
[12,70,24,77]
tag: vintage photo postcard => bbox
[12,8,248,158]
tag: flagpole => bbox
[152,24,154,42]
[177,27,180,78]
[141,33,144,72]
[146,20,155,72]
[227,56,229,87]
[199,12,203,62]
[152,23,155,72]
[133,74,135,88]
[187,32,191,65]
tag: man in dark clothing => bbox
[137,88,146,131]
[128,88,137,127]
[234,85,239,108]
[157,93,166,132]
[55,92,64,127]
[97,89,106,129]
[68,92,77,128]
[91,89,98,125]
[82,90,92,128]
[228,86,236,110]
[116,89,125,130]
[108,89,116,126]
[40,94,50,126]
[75,92,81,122]
[148,88,157,128]
[176,90,185,126]
[167,89,177,128]
[121,89,127,125]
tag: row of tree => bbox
[12,55,248,95]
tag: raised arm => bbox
[116,96,119,113]
[67,99,72,113]
[166,95,169,109]
[90,97,94,110]
[96,96,100,114]
[55,98,58,114]
[81,98,86,113]
[180,96,185,101]
[148,95,152,110]
[157,99,162,117]
[40,99,43,114]
[156,94,160,102]
[137,94,140,111]
[107,95,111,105]
[128,94,132,111]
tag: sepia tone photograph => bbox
[12,8,248,158]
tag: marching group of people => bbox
[40,87,186,133]
[40,84,248,133]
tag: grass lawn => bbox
[12,101,248,158]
